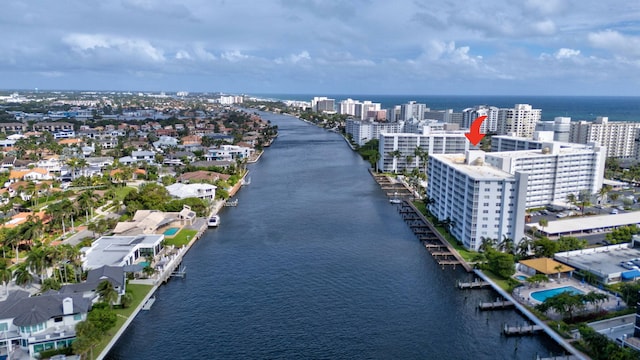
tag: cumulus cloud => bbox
[555,48,581,59]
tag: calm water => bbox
[254,94,640,122]
[108,112,562,359]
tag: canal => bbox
[108,112,562,359]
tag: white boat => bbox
[208,214,220,227]
[389,192,402,204]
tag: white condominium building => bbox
[400,101,427,121]
[569,117,640,159]
[311,97,335,113]
[339,99,382,120]
[427,151,528,251]
[497,104,542,138]
[484,142,606,208]
[377,127,471,173]
[535,117,571,142]
[345,119,402,146]
[462,105,499,133]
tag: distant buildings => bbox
[311,97,336,113]
[345,119,402,146]
[497,104,542,138]
[462,105,499,133]
[569,117,640,159]
[427,150,528,251]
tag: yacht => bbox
[208,214,220,227]
[389,192,402,204]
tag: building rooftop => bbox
[431,153,515,181]
[555,244,640,280]
[529,212,640,236]
[82,234,163,269]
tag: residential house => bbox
[0,292,91,357]
[166,183,216,201]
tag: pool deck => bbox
[512,275,622,311]
[475,270,590,360]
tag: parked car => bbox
[611,209,619,214]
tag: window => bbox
[54,316,63,323]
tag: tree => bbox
[538,218,548,235]
[73,320,102,359]
[96,280,119,308]
[498,235,515,255]
[535,291,585,321]
[120,291,134,308]
[389,150,402,173]
[533,237,559,258]
[0,262,11,295]
[486,250,516,278]
[13,262,34,287]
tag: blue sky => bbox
[2,0,640,96]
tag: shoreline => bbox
[96,162,255,359]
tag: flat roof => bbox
[528,212,640,235]
[487,147,594,159]
[555,245,640,278]
[431,154,515,181]
[83,234,163,269]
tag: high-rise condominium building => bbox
[377,127,471,173]
[462,105,499,133]
[427,151,528,251]
[484,142,606,209]
[497,104,542,138]
[400,101,427,121]
[569,117,640,159]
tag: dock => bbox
[141,296,156,310]
[503,323,543,336]
[479,300,514,310]
[374,183,471,272]
[458,280,490,289]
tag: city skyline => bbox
[2,1,640,96]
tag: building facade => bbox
[377,128,471,173]
[484,142,606,208]
[497,104,542,138]
[427,151,528,251]
[569,117,640,159]
[462,105,499,133]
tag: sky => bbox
[1,0,640,96]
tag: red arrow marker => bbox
[465,115,487,146]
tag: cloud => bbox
[588,30,640,59]
[220,50,249,62]
[63,33,165,63]
[555,48,581,59]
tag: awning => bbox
[621,270,640,280]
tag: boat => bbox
[208,214,220,227]
[389,192,402,204]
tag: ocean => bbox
[250,94,640,122]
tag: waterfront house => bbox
[0,291,91,357]
[166,183,216,201]
[81,234,165,270]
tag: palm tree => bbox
[77,190,99,223]
[96,280,119,308]
[479,237,496,253]
[13,262,34,287]
[498,235,515,255]
[389,150,402,173]
[0,263,11,295]
[538,218,548,236]
[516,237,532,259]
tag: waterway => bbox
[107,112,562,359]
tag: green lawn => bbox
[164,229,199,247]
[90,283,153,359]
[114,186,136,201]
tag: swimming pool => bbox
[531,286,584,302]
[163,227,180,236]
[515,275,528,281]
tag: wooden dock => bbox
[458,280,490,289]
[503,323,543,336]
[479,300,514,310]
